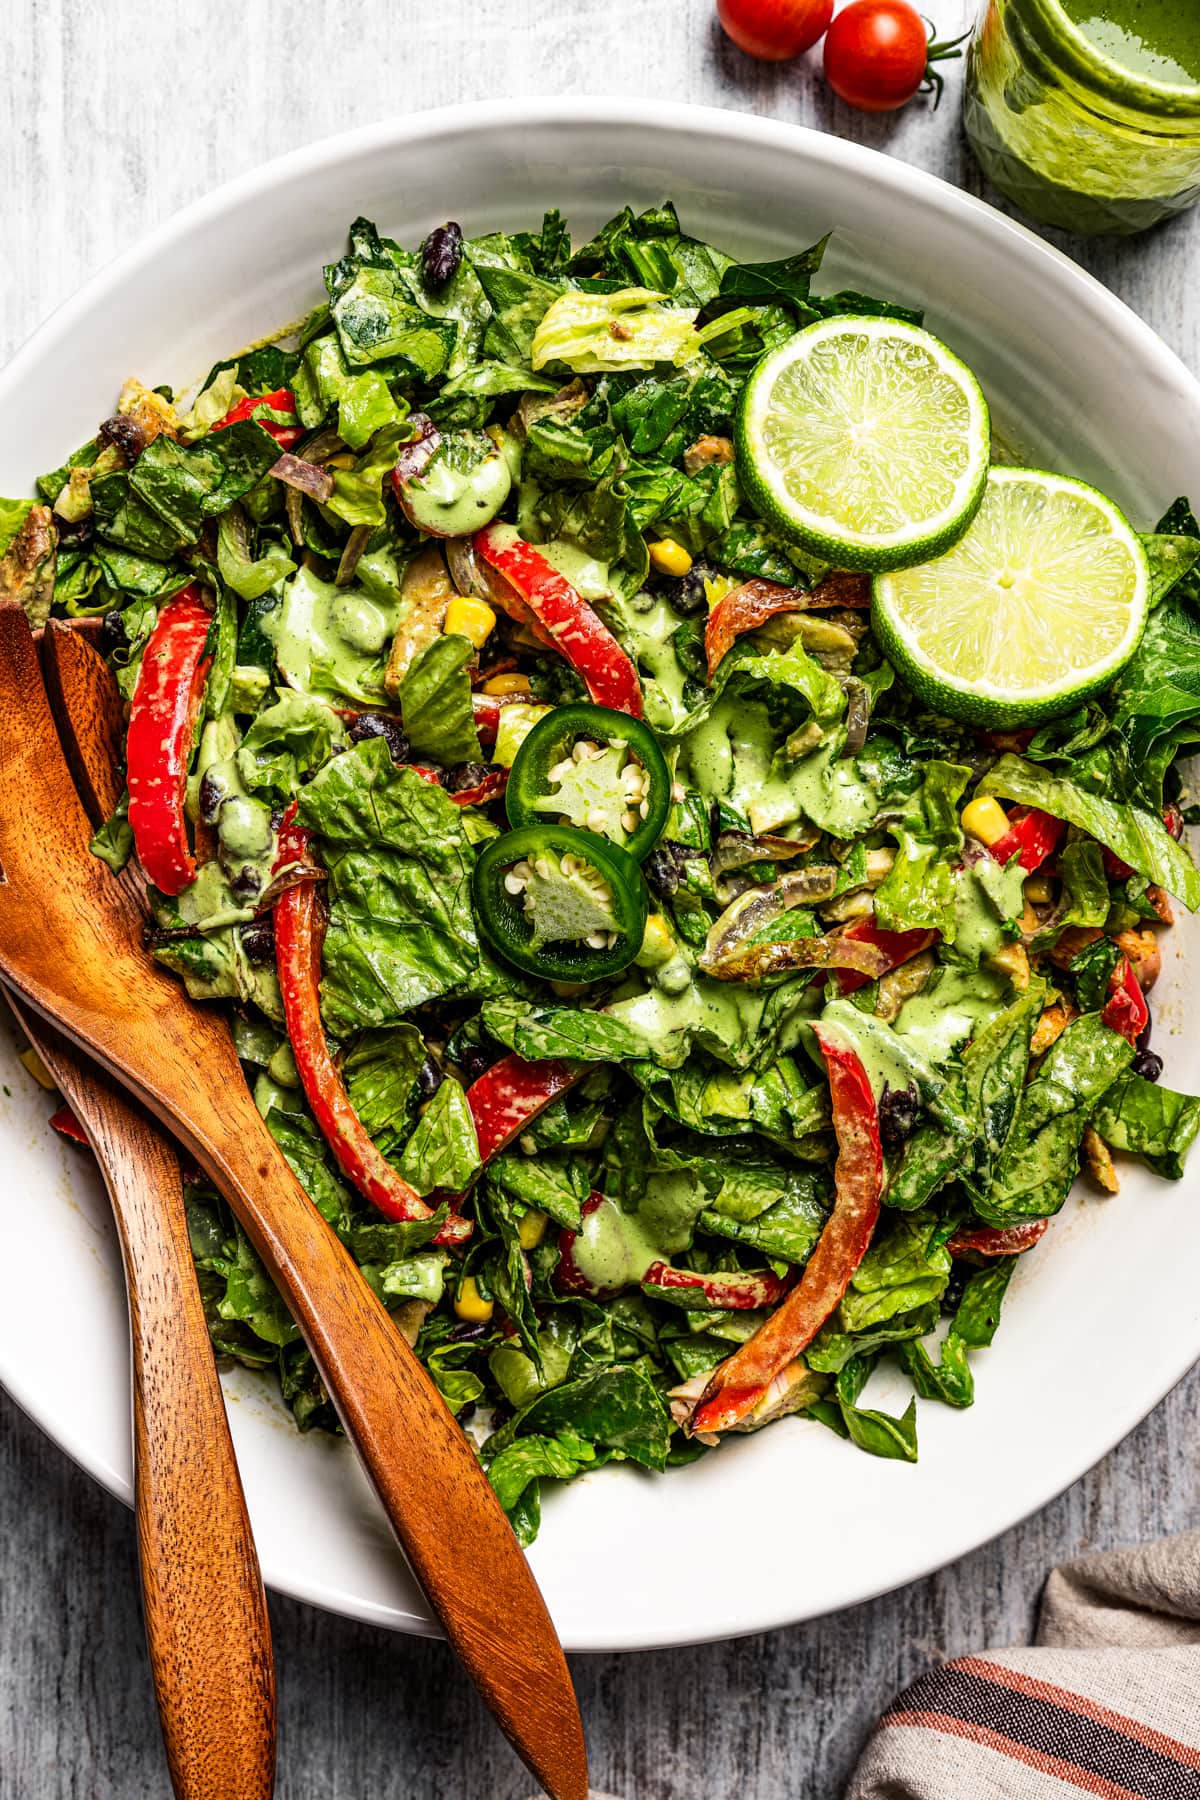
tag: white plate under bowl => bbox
[1,100,1198,1654]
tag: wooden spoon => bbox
[0,605,586,1800]
[11,998,276,1800]
[26,623,276,1797]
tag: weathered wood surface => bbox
[2,2,1198,1795]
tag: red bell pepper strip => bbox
[948,1218,1049,1258]
[126,583,213,897]
[463,1052,585,1165]
[704,573,870,680]
[689,1030,883,1437]
[448,769,509,808]
[474,525,643,718]
[272,812,470,1247]
[214,386,304,449]
[49,1104,89,1147]
[1101,955,1149,1046]
[987,807,1067,874]
[836,920,940,998]
[399,763,507,807]
[642,1261,792,1311]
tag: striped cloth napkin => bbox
[846,1531,1200,1798]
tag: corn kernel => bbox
[637,913,676,969]
[647,537,693,578]
[518,1209,548,1251]
[960,796,1010,847]
[18,1046,57,1091]
[453,1276,494,1324]
[1024,873,1054,905]
[325,452,357,470]
[481,672,530,696]
[445,596,497,650]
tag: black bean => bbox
[346,710,409,763]
[197,770,224,826]
[240,916,276,964]
[1136,1013,1153,1052]
[97,608,126,655]
[446,762,490,794]
[643,842,690,899]
[666,559,718,617]
[879,1081,921,1149]
[420,222,464,292]
[457,1043,499,1083]
[97,413,148,462]
[1132,1048,1164,1082]
[447,1320,489,1344]
[416,1056,444,1100]
[230,865,263,904]
[52,511,94,550]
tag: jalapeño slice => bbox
[473,824,648,982]
[506,702,670,862]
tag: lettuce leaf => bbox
[399,634,483,765]
[874,761,970,938]
[480,997,643,1063]
[396,1076,480,1196]
[296,740,492,1031]
[126,420,281,542]
[979,753,1200,908]
[972,1013,1134,1224]
[1091,1073,1200,1179]
[532,289,704,375]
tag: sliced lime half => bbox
[872,466,1150,727]
[736,316,991,573]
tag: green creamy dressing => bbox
[946,859,1025,965]
[195,718,276,902]
[894,966,1012,1062]
[169,858,256,932]
[605,968,795,1069]
[1061,0,1200,86]
[262,563,402,704]
[678,695,876,836]
[816,998,948,1107]
[569,1179,706,1292]
[614,594,692,733]
[404,442,511,538]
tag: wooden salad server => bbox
[0,604,587,1800]
[9,997,276,1800]
[21,623,276,1799]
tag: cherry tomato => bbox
[823,1,965,112]
[717,0,834,61]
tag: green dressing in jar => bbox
[965,0,1200,233]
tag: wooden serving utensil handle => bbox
[201,1104,587,1800]
[15,1003,276,1800]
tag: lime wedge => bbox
[736,316,991,573]
[872,467,1150,727]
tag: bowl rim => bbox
[3,97,1200,1653]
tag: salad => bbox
[6,201,1200,1545]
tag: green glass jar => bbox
[965,0,1200,235]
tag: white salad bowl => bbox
[1,99,1198,1653]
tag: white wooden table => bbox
[3,3,1199,1795]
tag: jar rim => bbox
[1020,0,1200,120]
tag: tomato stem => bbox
[920,19,972,107]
